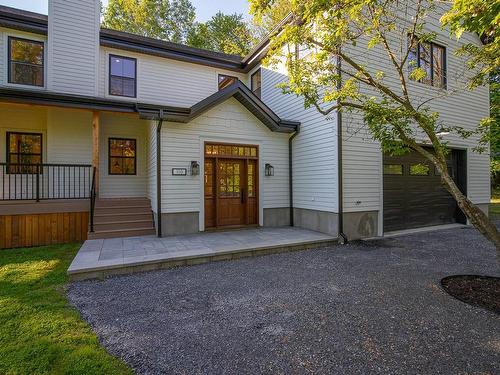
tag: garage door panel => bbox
[383,150,462,233]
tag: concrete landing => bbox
[68,227,337,281]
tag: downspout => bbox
[337,56,348,244]
[289,126,300,226]
[156,112,164,237]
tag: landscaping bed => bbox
[441,275,500,314]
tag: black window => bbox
[251,69,262,99]
[408,38,446,89]
[109,138,136,175]
[109,55,137,98]
[218,74,238,90]
[7,132,42,174]
[8,37,44,87]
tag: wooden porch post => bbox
[92,111,100,197]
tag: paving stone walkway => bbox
[68,227,336,279]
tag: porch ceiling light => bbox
[191,161,200,176]
[265,163,274,177]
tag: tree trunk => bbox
[439,165,500,259]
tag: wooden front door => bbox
[204,143,258,229]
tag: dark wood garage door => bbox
[383,150,466,233]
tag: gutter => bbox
[156,116,164,237]
[288,125,300,226]
[337,56,348,244]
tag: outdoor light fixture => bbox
[265,163,274,176]
[190,161,200,176]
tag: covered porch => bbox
[0,99,156,247]
[67,226,337,281]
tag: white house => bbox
[0,0,490,248]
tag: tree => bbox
[441,0,500,189]
[250,0,500,253]
[187,12,255,56]
[102,0,195,43]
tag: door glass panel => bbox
[218,161,241,198]
[204,161,213,197]
[248,162,255,197]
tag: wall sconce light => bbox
[190,161,200,176]
[265,163,274,176]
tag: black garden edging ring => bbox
[440,275,500,315]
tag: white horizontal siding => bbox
[48,0,99,96]
[46,108,92,164]
[98,47,247,107]
[342,1,490,215]
[99,113,149,198]
[162,97,289,214]
[261,67,338,213]
[146,121,157,212]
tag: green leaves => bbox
[102,0,195,43]
[187,12,255,56]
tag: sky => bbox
[0,0,250,22]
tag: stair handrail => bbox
[89,166,96,232]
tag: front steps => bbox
[88,198,156,239]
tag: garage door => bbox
[383,150,466,233]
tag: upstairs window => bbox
[109,138,136,175]
[408,38,446,89]
[251,69,262,99]
[218,74,238,90]
[109,55,136,98]
[7,132,42,174]
[8,37,44,87]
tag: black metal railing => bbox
[89,166,97,233]
[0,163,93,201]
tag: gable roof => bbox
[0,82,299,133]
[139,81,299,133]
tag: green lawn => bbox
[0,244,132,375]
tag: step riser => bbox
[88,228,156,240]
[96,199,151,208]
[94,221,154,231]
[94,207,151,215]
[94,214,153,224]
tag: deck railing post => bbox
[36,165,40,202]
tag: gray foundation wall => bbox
[263,207,291,227]
[476,203,489,217]
[342,211,379,240]
[160,212,199,236]
[293,208,338,236]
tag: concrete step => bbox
[94,212,153,224]
[95,198,151,208]
[94,206,151,215]
[94,219,154,232]
[88,227,156,240]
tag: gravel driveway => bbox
[68,225,500,374]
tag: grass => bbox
[0,244,132,375]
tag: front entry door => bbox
[217,159,245,227]
[204,143,258,229]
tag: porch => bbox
[67,227,337,281]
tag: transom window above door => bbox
[109,55,137,98]
[7,132,42,174]
[205,144,257,158]
[8,37,44,87]
[108,138,136,175]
